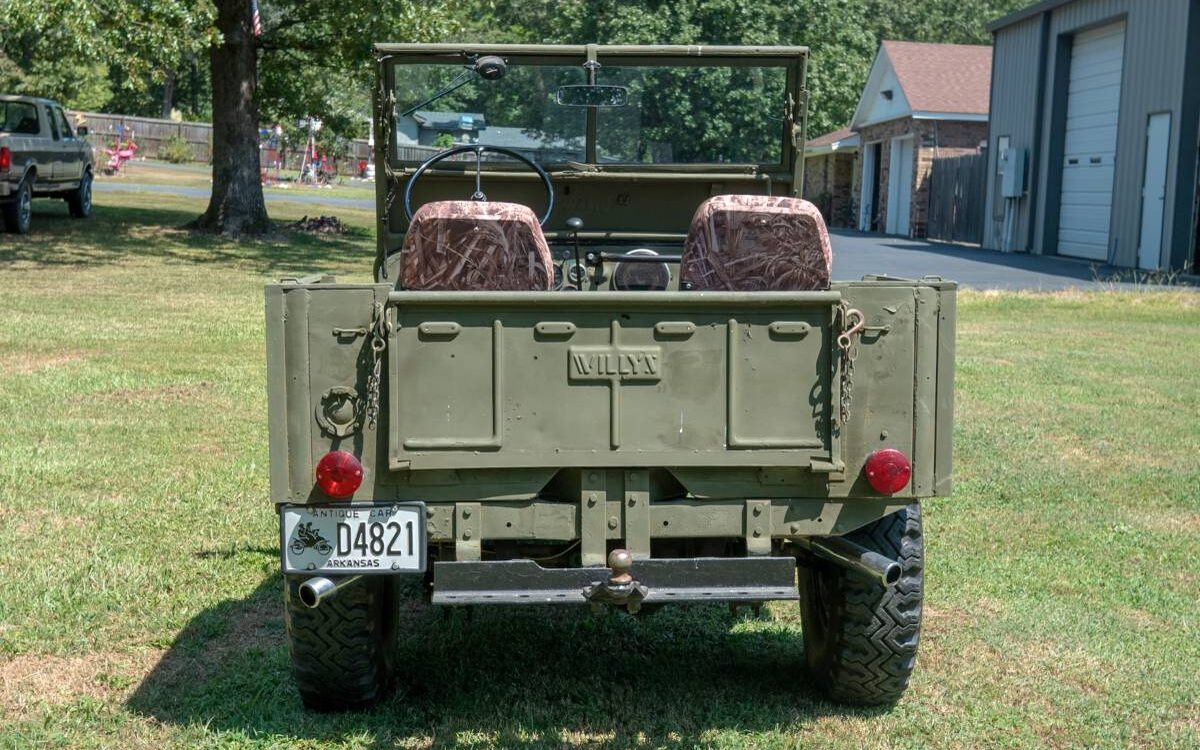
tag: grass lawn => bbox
[1,191,1198,749]
[97,159,376,202]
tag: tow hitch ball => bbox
[584,549,648,614]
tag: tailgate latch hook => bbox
[837,308,866,351]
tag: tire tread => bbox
[800,504,924,705]
[284,576,396,711]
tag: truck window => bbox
[54,108,73,139]
[0,101,41,135]
[47,107,60,140]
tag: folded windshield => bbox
[391,58,789,167]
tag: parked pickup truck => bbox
[0,95,93,234]
[267,44,956,711]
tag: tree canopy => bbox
[5,0,1029,137]
[463,0,1029,136]
[3,0,1031,233]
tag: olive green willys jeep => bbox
[267,44,955,711]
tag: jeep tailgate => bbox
[387,290,846,472]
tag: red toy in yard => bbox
[102,138,138,176]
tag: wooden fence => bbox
[69,110,375,176]
[65,111,573,177]
[926,152,986,245]
[71,111,216,163]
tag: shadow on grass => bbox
[127,575,884,748]
[0,200,374,275]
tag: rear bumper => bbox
[430,556,799,606]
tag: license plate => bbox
[281,503,426,575]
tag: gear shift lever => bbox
[566,217,585,288]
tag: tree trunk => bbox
[160,69,176,119]
[192,0,269,236]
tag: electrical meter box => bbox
[1001,147,1027,198]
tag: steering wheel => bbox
[403,144,555,226]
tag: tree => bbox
[6,0,1031,234]
[192,0,269,236]
[803,0,876,137]
[865,0,1030,45]
[6,0,460,237]
[0,40,114,112]
[465,0,1027,138]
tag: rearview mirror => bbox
[76,126,89,136]
[555,84,629,107]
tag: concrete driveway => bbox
[831,231,1192,291]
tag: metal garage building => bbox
[984,0,1200,272]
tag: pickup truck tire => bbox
[3,178,33,234]
[284,575,399,711]
[66,170,93,218]
[798,503,923,705]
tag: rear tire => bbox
[798,503,924,705]
[3,178,32,234]
[67,170,93,218]
[284,575,399,711]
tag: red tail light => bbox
[864,449,911,494]
[315,450,363,499]
[0,147,10,172]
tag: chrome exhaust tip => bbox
[298,575,362,608]
[798,536,903,587]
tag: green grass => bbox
[100,160,376,202]
[1,193,1198,749]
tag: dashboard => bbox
[549,243,682,292]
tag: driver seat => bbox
[400,201,554,290]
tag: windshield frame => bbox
[376,44,808,176]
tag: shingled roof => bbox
[805,126,860,154]
[851,41,992,129]
[881,41,992,115]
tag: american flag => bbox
[251,0,262,36]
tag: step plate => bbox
[431,556,799,605]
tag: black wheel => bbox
[3,177,32,234]
[67,169,93,218]
[798,503,924,705]
[284,575,399,711]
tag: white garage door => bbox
[1058,22,1126,260]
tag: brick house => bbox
[851,41,992,237]
[803,127,860,228]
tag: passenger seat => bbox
[680,195,832,291]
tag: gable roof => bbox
[884,41,993,114]
[805,126,860,155]
[851,41,992,129]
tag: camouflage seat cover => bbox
[680,195,832,291]
[400,201,554,290]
